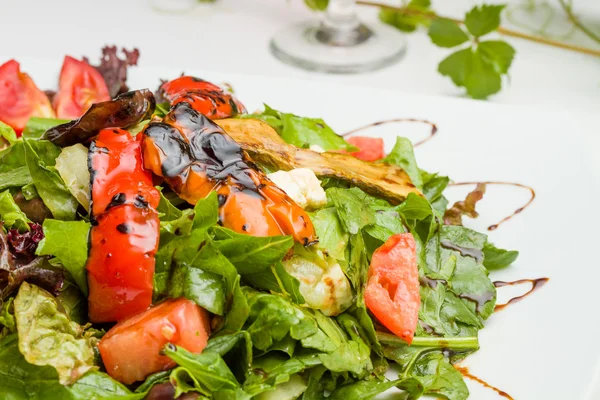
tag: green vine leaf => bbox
[464,4,506,37]
[478,40,516,74]
[304,0,329,11]
[428,18,470,48]
[379,0,434,32]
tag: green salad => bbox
[0,52,519,400]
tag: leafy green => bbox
[244,353,306,396]
[482,241,519,270]
[242,104,357,151]
[212,226,293,275]
[22,117,70,140]
[327,187,376,235]
[304,0,328,11]
[169,260,226,315]
[36,219,90,295]
[328,379,400,400]
[310,207,348,261]
[478,40,515,74]
[464,4,505,37]
[23,139,78,221]
[0,167,31,192]
[382,137,423,189]
[0,297,15,338]
[379,0,433,32]
[164,344,241,393]
[0,335,144,400]
[0,190,29,230]
[0,121,18,145]
[156,189,183,221]
[13,283,97,385]
[428,18,470,48]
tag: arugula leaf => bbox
[22,117,70,140]
[243,262,305,304]
[421,171,449,214]
[464,4,505,37]
[428,18,469,48]
[169,261,226,315]
[243,353,306,396]
[242,105,357,151]
[206,331,253,383]
[14,283,97,385]
[381,137,423,189]
[23,139,78,221]
[0,190,30,230]
[0,335,144,400]
[212,226,293,275]
[379,0,433,32]
[156,189,183,221]
[254,374,307,400]
[482,241,519,270]
[36,219,90,295]
[327,187,376,235]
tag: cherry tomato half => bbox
[345,136,385,162]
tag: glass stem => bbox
[316,0,372,46]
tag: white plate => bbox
[12,59,600,400]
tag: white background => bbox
[0,0,598,112]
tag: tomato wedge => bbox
[0,59,55,134]
[345,136,385,162]
[364,233,420,344]
[98,298,211,385]
[53,56,110,120]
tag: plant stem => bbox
[356,0,600,57]
[557,0,600,45]
[376,331,480,350]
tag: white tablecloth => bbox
[2,0,598,112]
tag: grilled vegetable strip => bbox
[43,89,156,147]
[157,76,246,119]
[142,102,316,244]
[87,128,160,323]
[216,118,421,204]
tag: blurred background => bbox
[2,0,598,111]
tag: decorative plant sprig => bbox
[303,0,600,99]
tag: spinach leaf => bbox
[0,190,29,230]
[243,353,306,396]
[242,104,357,151]
[36,219,90,295]
[22,117,70,140]
[164,344,241,393]
[212,226,293,274]
[482,241,519,270]
[382,137,423,190]
[168,260,226,315]
[156,189,183,221]
[23,139,77,221]
[243,262,305,304]
[328,379,401,400]
[14,283,97,385]
[0,335,144,400]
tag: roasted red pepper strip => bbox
[158,76,246,119]
[87,128,160,323]
[142,102,316,245]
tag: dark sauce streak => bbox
[340,118,438,147]
[440,239,483,263]
[144,102,260,193]
[419,275,447,289]
[455,366,514,400]
[459,292,495,313]
[493,278,549,311]
[448,181,536,231]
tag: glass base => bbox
[270,20,407,74]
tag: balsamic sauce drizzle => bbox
[493,278,549,311]
[340,118,438,147]
[448,181,536,231]
[455,366,514,400]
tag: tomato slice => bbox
[0,59,55,134]
[53,56,110,120]
[364,233,420,344]
[98,298,211,385]
[345,136,385,162]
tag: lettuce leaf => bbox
[13,283,97,385]
[0,190,30,231]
